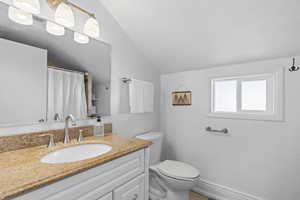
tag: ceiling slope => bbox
[100,0,300,73]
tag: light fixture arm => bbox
[47,0,95,18]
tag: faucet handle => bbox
[78,129,84,142]
[40,134,56,148]
[54,113,62,122]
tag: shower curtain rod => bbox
[48,66,88,75]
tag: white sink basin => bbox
[41,143,112,164]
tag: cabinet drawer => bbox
[13,149,145,200]
[113,174,145,200]
[97,192,112,200]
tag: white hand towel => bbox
[143,81,154,113]
[129,79,144,113]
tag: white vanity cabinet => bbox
[114,174,145,200]
[12,148,150,200]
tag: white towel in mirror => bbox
[129,79,144,113]
[143,81,154,113]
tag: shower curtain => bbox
[47,68,87,121]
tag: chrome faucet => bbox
[64,114,76,144]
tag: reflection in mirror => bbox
[47,67,88,122]
[0,38,47,126]
[0,2,111,126]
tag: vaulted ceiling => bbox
[100,0,300,73]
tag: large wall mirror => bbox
[0,2,111,127]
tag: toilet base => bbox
[149,169,195,200]
[165,189,189,200]
[149,186,189,200]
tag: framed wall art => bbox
[172,91,192,106]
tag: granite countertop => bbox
[0,133,152,200]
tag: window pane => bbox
[214,80,237,112]
[241,80,267,111]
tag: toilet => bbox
[136,132,200,200]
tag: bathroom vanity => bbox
[0,130,151,200]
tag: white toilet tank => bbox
[136,132,163,165]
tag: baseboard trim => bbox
[193,178,265,200]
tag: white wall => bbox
[0,0,160,135]
[161,57,300,200]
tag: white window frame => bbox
[208,69,284,121]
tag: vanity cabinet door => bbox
[113,174,145,200]
[97,192,112,200]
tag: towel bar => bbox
[205,126,228,134]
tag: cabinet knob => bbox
[132,194,138,200]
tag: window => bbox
[241,80,267,111]
[210,71,283,121]
[214,80,237,112]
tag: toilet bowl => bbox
[136,132,200,200]
[150,160,199,200]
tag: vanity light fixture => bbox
[46,21,65,36]
[84,16,100,38]
[8,0,100,44]
[54,2,74,28]
[74,32,89,44]
[49,0,100,39]
[8,6,33,25]
[13,0,40,14]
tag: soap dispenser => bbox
[94,116,104,136]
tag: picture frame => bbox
[172,91,192,106]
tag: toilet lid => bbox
[157,160,200,180]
